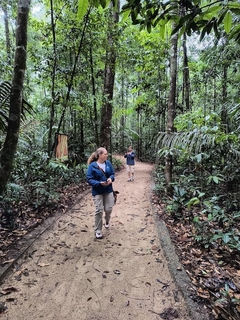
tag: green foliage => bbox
[122,0,240,43]
[215,284,240,320]
[0,80,33,132]
[0,157,87,228]
[112,156,124,171]
[174,107,221,132]
[211,229,240,250]
[156,102,240,253]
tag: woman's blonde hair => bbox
[87,147,107,165]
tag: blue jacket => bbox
[86,160,115,196]
[124,151,135,165]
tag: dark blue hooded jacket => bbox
[124,151,135,165]
[86,160,115,196]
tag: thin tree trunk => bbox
[54,9,90,150]
[48,0,57,156]
[120,67,125,151]
[165,23,178,195]
[182,32,190,111]
[90,43,99,146]
[222,64,228,103]
[99,0,119,152]
[213,77,217,111]
[2,2,12,65]
[0,0,31,196]
[221,65,228,132]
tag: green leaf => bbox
[223,11,232,33]
[222,233,230,244]
[187,197,200,208]
[228,2,240,9]
[121,8,131,21]
[213,176,219,183]
[77,0,89,20]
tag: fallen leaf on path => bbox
[114,269,121,274]
[120,290,128,296]
[37,262,49,267]
[2,259,15,265]
[1,287,18,295]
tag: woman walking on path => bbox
[86,147,115,239]
[124,145,135,181]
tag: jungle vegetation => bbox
[0,1,240,318]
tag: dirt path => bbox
[0,158,191,320]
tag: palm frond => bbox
[155,130,216,156]
[0,80,34,132]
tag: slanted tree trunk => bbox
[165,23,178,195]
[99,0,119,152]
[0,0,31,196]
[54,9,90,154]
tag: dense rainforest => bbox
[0,0,240,319]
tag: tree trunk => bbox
[48,0,57,156]
[99,0,119,152]
[221,64,228,132]
[182,32,190,111]
[55,9,90,149]
[0,0,31,196]
[2,2,12,65]
[90,43,99,146]
[120,67,125,152]
[165,23,178,195]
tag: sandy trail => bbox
[0,158,191,320]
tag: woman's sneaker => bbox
[95,231,103,239]
[105,222,110,229]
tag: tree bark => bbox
[2,2,12,65]
[182,32,190,111]
[0,0,31,196]
[55,9,90,149]
[48,0,57,156]
[99,0,119,152]
[90,42,99,146]
[165,22,178,195]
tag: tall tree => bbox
[47,0,57,156]
[0,0,31,196]
[99,0,119,151]
[165,22,178,194]
[1,1,12,65]
[182,32,190,111]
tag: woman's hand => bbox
[100,178,112,186]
